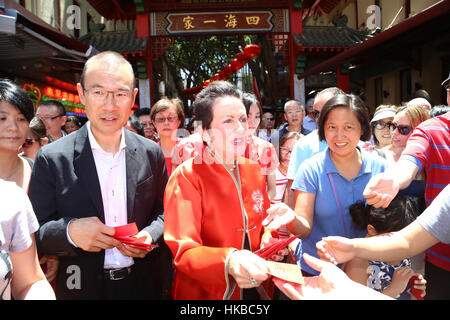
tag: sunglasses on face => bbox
[265,117,274,121]
[389,123,413,135]
[373,121,391,130]
[154,116,179,123]
[280,147,292,154]
[22,138,39,147]
[310,110,320,119]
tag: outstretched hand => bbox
[316,236,356,265]
[273,253,391,300]
[363,173,399,208]
[262,203,296,231]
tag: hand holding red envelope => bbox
[113,223,158,251]
[254,235,304,285]
[409,275,424,300]
[254,235,300,260]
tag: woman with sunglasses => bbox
[370,105,397,150]
[150,97,186,176]
[0,79,34,191]
[383,104,430,276]
[21,117,49,161]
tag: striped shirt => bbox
[400,111,450,271]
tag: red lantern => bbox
[244,44,261,58]
[218,69,229,79]
[236,51,250,63]
[211,73,220,81]
[230,59,244,71]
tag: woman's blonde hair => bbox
[396,104,430,129]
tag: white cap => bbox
[370,108,396,124]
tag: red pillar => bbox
[289,4,303,99]
[136,13,149,38]
[337,64,350,93]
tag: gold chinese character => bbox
[183,16,195,30]
[225,14,237,29]
[246,16,260,25]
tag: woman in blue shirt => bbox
[263,94,387,276]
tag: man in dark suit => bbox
[28,51,172,299]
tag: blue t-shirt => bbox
[292,147,387,275]
[286,130,328,180]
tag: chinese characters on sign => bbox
[166,11,273,34]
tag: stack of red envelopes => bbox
[113,223,158,251]
[254,235,300,260]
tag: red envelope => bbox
[254,235,300,260]
[409,275,424,300]
[114,223,139,238]
[113,223,158,251]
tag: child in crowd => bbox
[344,195,427,299]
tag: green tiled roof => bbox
[294,26,370,48]
[79,31,147,53]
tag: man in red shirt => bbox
[363,72,450,299]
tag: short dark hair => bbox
[0,78,35,122]
[80,51,135,89]
[349,195,425,234]
[134,107,151,117]
[193,81,242,130]
[430,105,450,118]
[66,115,81,127]
[38,99,66,116]
[127,114,145,136]
[317,94,371,142]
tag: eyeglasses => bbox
[373,121,391,130]
[154,116,178,123]
[83,87,132,104]
[22,138,40,147]
[38,115,62,122]
[389,123,413,135]
[286,110,302,116]
[280,147,292,154]
[264,117,274,121]
[310,110,320,119]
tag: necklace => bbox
[0,160,21,181]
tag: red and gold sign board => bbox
[165,11,273,34]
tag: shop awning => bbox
[298,0,450,79]
[0,0,98,84]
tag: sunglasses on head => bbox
[373,121,391,130]
[22,138,39,147]
[389,123,413,135]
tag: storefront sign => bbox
[165,11,273,34]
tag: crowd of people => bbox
[0,50,449,300]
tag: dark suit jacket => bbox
[28,125,172,299]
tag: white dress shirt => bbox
[67,121,133,269]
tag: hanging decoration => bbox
[183,44,261,97]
